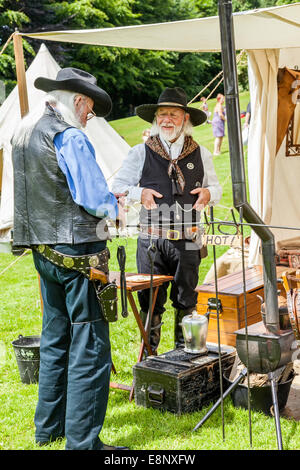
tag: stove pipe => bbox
[218,0,280,334]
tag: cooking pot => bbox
[182,310,209,354]
[258,294,291,331]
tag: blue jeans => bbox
[32,242,111,450]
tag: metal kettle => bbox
[182,310,209,354]
[257,294,292,331]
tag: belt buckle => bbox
[166,229,180,241]
[186,226,198,240]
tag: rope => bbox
[188,49,247,104]
[188,70,223,105]
[0,248,31,276]
[107,166,121,181]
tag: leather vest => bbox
[139,144,204,227]
[12,107,107,247]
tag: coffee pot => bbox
[182,310,209,354]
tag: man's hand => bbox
[141,188,163,210]
[114,194,128,228]
[190,187,211,211]
[116,201,126,228]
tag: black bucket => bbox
[12,335,40,384]
[223,367,294,416]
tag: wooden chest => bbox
[196,266,287,347]
[133,343,236,414]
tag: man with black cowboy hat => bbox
[112,87,222,354]
[12,68,128,450]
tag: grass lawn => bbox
[1,91,299,451]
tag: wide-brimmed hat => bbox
[135,87,207,126]
[34,67,112,117]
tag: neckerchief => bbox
[145,135,198,193]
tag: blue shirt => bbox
[54,127,118,219]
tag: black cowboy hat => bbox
[135,87,207,126]
[34,67,112,117]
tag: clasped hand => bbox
[141,187,210,211]
[190,187,211,211]
[114,193,128,228]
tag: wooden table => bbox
[108,271,173,400]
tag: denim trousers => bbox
[32,242,111,450]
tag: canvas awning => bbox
[20,3,300,52]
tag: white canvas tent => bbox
[19,2,300,266]
[0,43,131,247]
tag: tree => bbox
[0,0,37,94]
[1,0,288,117]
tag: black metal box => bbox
[133,343,236,414]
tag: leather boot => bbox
[174,307,196,349]
[140,310,163,356]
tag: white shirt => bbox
[111,134,222,205]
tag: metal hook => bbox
[217,208,240,235]
[217,223,239,236]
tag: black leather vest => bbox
[139,143,204,227]
[12,107,106,247]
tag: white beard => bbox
[150,120,193,142]
[151,122,181,143]
[55,101,83,129]
[159,126,178,142]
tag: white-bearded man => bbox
[112,87,222,354]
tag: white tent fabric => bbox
[22,3,300,52]
[248,47,300,265]
[0,44,131,244]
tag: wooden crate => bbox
[196,266,288,347]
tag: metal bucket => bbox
[223,367,294,416]
[12,335,40,384]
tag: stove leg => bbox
[193,368,247,432]
[269,372,283,450]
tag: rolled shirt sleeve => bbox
[111,143,146,203]
[54,128,118,219]
[199,145,222,206]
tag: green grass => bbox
[1,91,299,450]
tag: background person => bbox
[242,101,251,146]
[212,93,226,155]
[200,96,212,123]
[142,128,151,142]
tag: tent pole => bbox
[13,31,29,118]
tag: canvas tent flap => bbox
[0,44,132,236]
[248,47,300,266]
[21,3,300,52]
